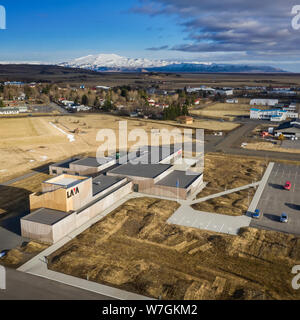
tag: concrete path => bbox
[17,193,153,300]
[190,182,260,205]
[167,163,275,235]
[167,205,251,235]
[247,162,275,215]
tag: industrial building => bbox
[21,145,204,243]
[250,99,279,107]
[274,121,300,138]
[250,108,298,122]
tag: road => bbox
[0,268,115,300]
[205,120,300,161]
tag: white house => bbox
[0,107,20,115]
[250,99,279,107]
[215,89,233,96]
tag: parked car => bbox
[280,213,288,223]
[252,209,261,219]
[0,250,8,258]
[284,181,291,191]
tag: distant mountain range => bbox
[59,53,287,73]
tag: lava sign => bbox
[67,186,80,199]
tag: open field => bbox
[0,114,236,182]
[245,142,300,154]
[191,103,251,121]
[47,197,300,300]
[192,188,256,216]
[1,65,300,88]
[199,154,266,197]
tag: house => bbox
[18,93,26,101]
[250,108,287,121]
[0,107,19,115]
[147,98,155,106]
[194,99,201,105]
[250,99,279,107]
[176,116,194,125]
[215,89,233,96]
[226,99,238,104]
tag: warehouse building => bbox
[250,99,279,107]
[21,144,203,243]
[274,121,300,138]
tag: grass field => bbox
[245,142,300,154]
[47,196,300,300]
[198,154,266,197]
[192,188,256,216]
[190,102,252,120]
[0,114,237,182]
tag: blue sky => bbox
[0,0,299,71]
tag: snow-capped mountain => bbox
[59,53,286,73]
[60,53,178,71]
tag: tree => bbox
[81,94,89,106]
[0,99,5,108]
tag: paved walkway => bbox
[167,162,275,235]
[247,162,275,214]
[190,182,260,205]
[167,205,252,235]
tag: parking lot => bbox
[250,163,300,235]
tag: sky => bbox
[0,0,300,71]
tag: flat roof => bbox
[131,145,182,164]
[108,163,172,179]
[156,170,202,189]
[51,157,80,169]
[72,157,115,168]
[45,174,88,188]
[22,208,70,226]
[92,175,125,196]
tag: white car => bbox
[280,213,288,223]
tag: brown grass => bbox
[0,241,49,269]
[47,197,300,300]
[198,154,266,197]
[245,142,300,154]
[192,188,256,216]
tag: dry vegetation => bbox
[199,154,266,197]
[191,102,251,121]
[245,142,300,154]
[0,114,237,182]
[0,241,49,268]
[47,197,300,300]
[192,188,256,216]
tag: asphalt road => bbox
[0,268,115,300]
[250,163,300,235]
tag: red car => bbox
[284,181,291,191]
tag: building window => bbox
[63,171,67,174]
[75,172,79,176]
[52,169,57,174]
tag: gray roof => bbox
[156,170,202,189]
[92,175,125,196]
[51,157,80,169]
[72,157,115,168]
[108,163,172,179]
[136,145,182,164]
[22,208,70,226]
